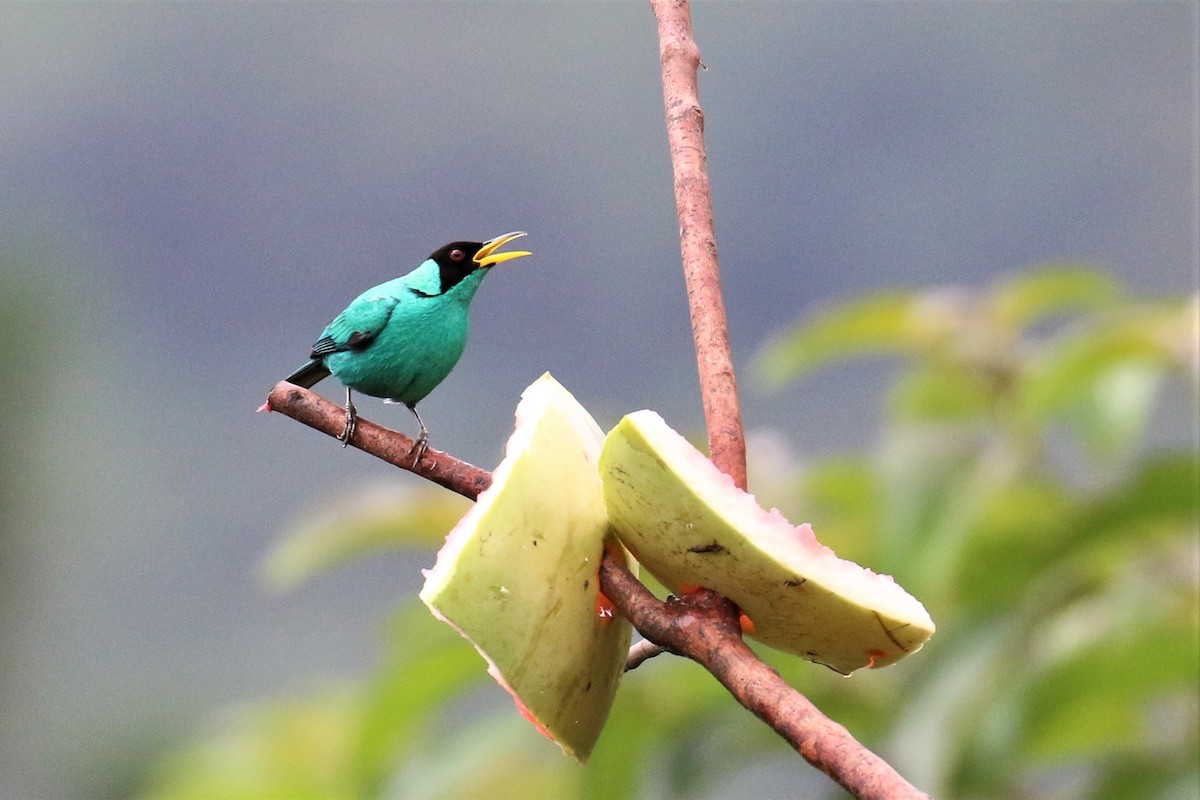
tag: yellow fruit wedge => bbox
[600,410,934,675]
[420,373,634,761]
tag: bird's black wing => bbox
[308,295,398,359]
[309,329,377,358]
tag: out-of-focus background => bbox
[1,3,1194,798]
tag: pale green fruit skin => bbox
[420,373,633,761]
[600,410,934,675]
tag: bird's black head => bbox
[428,241,485,294]
[427,232,531,294]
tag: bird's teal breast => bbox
[326,298,471,405]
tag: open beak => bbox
[474,231,532,268]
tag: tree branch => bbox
[652,0,746,490]
[265,4,928,796]
[264,383,928,798]
[600,553,929,800]
[644,2,929,797]
[624,639,669,671]
[263,382,491,501]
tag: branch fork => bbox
[263,2,929,796]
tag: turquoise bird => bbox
[285,231,531,462]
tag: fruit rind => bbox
[600,410,934,675]
[420,373,633,760]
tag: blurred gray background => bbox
[1,2,1194,797]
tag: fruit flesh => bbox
[420,374,633,760]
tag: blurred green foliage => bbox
[143,265,1198,799]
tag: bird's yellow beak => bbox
[475,231,532,268]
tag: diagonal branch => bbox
[263,382,492,500]
[264,385,929,800]
[600,554,929,800]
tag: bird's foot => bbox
[409,433,429,468]
[338,400,358,447]
[406,404,429,467]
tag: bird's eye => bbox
[450,249,465,261]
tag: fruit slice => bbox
[600,410,934,675]
[420,373,633,761]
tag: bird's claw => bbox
[339,401,358,447]
[409,434,429,468]
[406,404,430,468]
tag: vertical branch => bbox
[642,2,930,798]
[652,0,747,490]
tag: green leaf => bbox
[1079,453,1200,543]
[1018,302,1191,427]
[798,457,881,566]
[584,655,758,800]
[955,480,1077,612]
[1066,359,1167,458]
[884,619,1024,797]
[989,264,1122,330]
[581,662,720,800]
[387,712,578,800]
[876,424,1007,593]
[140,688,365,800]
[1022,622,1198,761]
[889,364,996,422]
[755,292,934,386]
[1093,756,1200,800]
[262,484,470,590]
[350,607,493,796]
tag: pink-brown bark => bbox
[652,0,747,491]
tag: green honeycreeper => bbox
[284,231,531,462]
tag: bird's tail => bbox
[285,359,331,389]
